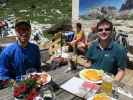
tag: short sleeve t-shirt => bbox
[85,40,127,75]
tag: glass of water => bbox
[39,86,55,100]
[26,68,37,79]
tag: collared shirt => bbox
[0,41,41,80]
[85,39,127,75]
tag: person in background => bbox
[68,23,86,54]
[86,25,98,48]
[0,21,41,81]
[88,25,98,43]
[85,18,127,81]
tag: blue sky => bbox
[80,0,125,16]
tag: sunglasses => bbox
[98,28,111,32]
[18,33,31,36]
[16,28,31,35]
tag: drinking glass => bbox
[101,73,113,96]
[112,80,120,99]
[26,68,37,79]
[39,85,55,100]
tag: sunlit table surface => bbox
[0,65,133,100]
[0,64,81,100]
[61,76,133,100]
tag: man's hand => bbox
[115,69,125,81]
[83,60,91,68]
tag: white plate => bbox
[31,72,51,85]
[79,69,103,84]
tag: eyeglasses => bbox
[17,31,30,36]
[18,32,31,36]
[98,28,111,32]
[16,28,31,35]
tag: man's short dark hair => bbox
[76,23,82,29]
[15,21,31,30]
[96,18,113,31]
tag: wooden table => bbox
[0,65,133,100]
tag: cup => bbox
[101,73,113,96]
[26,68,37,79]
[70,60,77,70]
[67,54,77,71]
[112,80,120,99]
[39,86,55,100]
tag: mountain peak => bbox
[120,0,133,11]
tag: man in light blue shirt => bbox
[0,21,41,80]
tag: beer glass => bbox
[101,73,113,96]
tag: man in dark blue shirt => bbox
[0,21,41,80]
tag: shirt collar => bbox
[17,40,29,48]
[96,39,113,50]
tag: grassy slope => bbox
[0,0,72,24]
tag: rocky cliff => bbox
[120,0,133,11]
